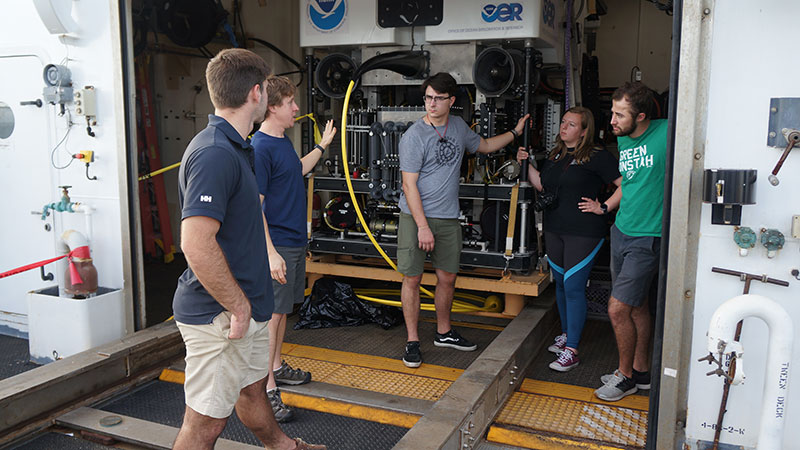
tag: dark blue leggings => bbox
[545,232,604,350]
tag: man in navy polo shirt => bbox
[172,48,325,450]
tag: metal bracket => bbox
[767,98,800,147]
[459,410,476,449]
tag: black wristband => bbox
[314,144,325,154]
[509,129,519,139]
[600,203,609,214]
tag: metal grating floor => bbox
[0,334,37,381]
[285,311,501,370]
[525,319,649,398]
[96,380,408,450]
[495,391,647,448]
[284,355,452,402]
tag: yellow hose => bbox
[340,81,434,300]
[338,81,501,313]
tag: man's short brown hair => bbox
[205,48,272,109]
[421,72,458,98]
[264,76,296,119]
[612,81,654,120]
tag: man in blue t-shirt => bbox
[173,50,325,450]
[253,76,336,422]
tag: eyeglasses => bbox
[423,95,451,103]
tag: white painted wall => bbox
[594,0,673,92]
[0,2,133,337]
[684,1,800,447]
[150,0,302,250]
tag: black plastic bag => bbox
[294,278,402,330]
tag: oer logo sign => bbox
[481,3,523,22]
[309,0,347,32]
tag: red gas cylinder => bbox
[64,258,98,298]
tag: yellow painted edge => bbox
[159,368,185,384]
[161,346,647,412]
[520,379,649,411]
[419,317,505,332]
[282,391,420,429]
[487,426,629,450]
[281,343,464,381]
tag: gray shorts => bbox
[271,245,307,314]
[610,225,660,307]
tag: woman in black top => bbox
[517,106,622,372]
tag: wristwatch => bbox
[600,203,609,214]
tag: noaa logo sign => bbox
[481,3,523,22]
[308,0,347,32]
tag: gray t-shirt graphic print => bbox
[398,115,481,219]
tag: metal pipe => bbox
[368,122,382,199]
[380,129,392,199]
[707,267,789,449]
[520,41,533,182]
[707,294,793,450]
[518,202,529,253]
[305,50,315,156]
[71,203,95,245]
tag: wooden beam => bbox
[306,260,549,296]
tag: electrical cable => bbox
[136,113,322,182]
[249,37,304,86]
[341,80,436,298]
[50,120,75,170]
[564,0,573,108]
[248,37,302,69]
[339,81,503,313]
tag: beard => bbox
[613,121,637,137]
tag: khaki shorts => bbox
[176,312,270,419]
[397,213,462,276]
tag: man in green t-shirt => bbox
[595,82,667,402]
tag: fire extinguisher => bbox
[311,193,321,229]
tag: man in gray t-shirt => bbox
[398,72,529,368]
[398,114,480,218]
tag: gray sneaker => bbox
[600,369,651,389]
[267,388,294,423]
[547,333,567,354]
[273,360,312,385]
[595,372,638,401]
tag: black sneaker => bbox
[595,372,638,401]
[273,360,311,386]
[434,329,478,351]
[403,341,422,368]
[600,369,651,390]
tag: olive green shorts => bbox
[397,213,462,276]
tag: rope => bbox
[0,246,91,285]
